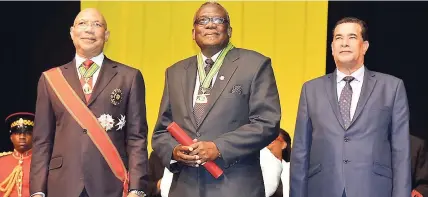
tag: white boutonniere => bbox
[116,115,126,131]
[98,114,115,131]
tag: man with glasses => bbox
[152,2,281,197]
[30,8,149,197]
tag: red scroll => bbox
[167,122,223,178]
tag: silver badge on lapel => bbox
[195,94,209,104]
[97,114,115,131]
[115,115,126,131]
[110,89,122,105]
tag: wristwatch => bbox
[129,189,146,197]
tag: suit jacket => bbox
[152,48,281,197]
[290,68,411,197]
[30,57,149,197]
[411,135,428,196]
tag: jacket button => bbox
[344,137,350,142]
[343,160,349,164]
[83,129,87,134]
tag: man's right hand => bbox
[172,144,200,167]
[156,178,162,192]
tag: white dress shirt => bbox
[336,66,365,120]
[260,147,283,197]
[75,52,105,87]
[160,167,174,197]
[281,160,290,196]
[192,50,222,107]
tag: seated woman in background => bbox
[263,128,291,197]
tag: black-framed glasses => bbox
[75,20,105,29]
[194,17,228,25]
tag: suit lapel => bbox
[183,57,198,128]
[325,71,346,129]
[87,58,118,106]
[61,59,86,103]
[198,48,240,127]
[349,69,376,127]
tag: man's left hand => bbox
[189,139,220,164]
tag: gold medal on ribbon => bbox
[78,61,99,95]
[196,94,208,104]
[82,82,92,95]
[196,42,234,93]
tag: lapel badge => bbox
[110,88,123,106]
[115,115,126,131]
[219,75,225,81]
[97,114,115,131]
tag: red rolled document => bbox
[167,122,224,178]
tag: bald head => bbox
[74,8,107,30]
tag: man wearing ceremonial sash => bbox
[152,2,281,197]
[0,112,34,197]
[30,8,149,197]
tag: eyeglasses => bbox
[194,17,228,26]
[75,21,105,29]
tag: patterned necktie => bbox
[80,59,95,102]
[339,76,355,129]
[193,58,214,127]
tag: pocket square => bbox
[230,85,243,94]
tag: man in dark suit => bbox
[30,8,148,197]
[290,17,411,197]
[411,135,428,197]
[151,2,281,197]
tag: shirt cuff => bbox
[31,192,45,197]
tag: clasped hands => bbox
[173,139,220,167]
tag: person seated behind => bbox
[146,151,165,197]
[411,134,428,197]
[158,128,291,197]
[0,112,34,197]
[264,128,291,197]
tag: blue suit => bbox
[290,69,411,197]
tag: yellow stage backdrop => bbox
[81,1,328,152]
